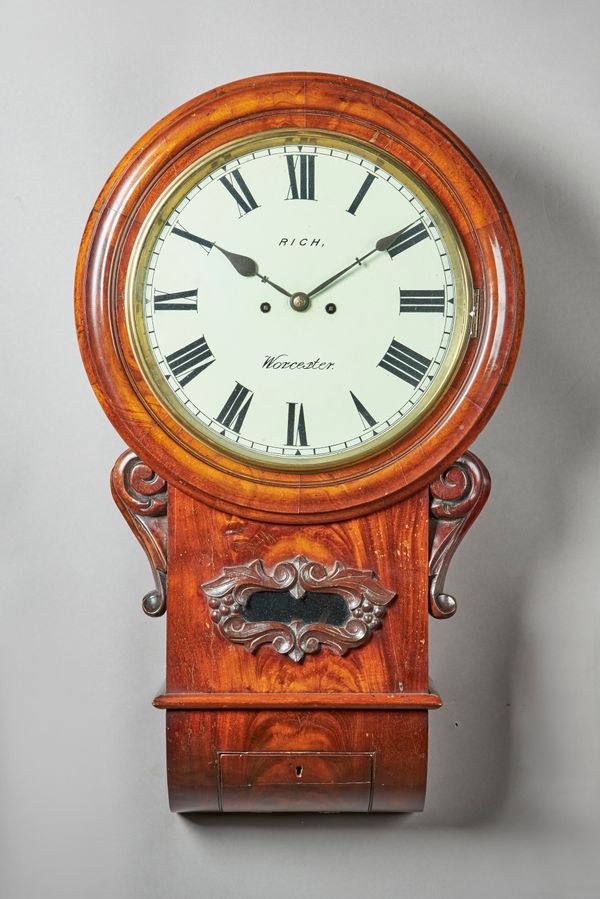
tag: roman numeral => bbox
[350,391,376,428]
[346,173,375,215]
[286,402,308,446]
[171,227,214,251]
[286,154,315,200]
[378,340,432,387]
[387,221,429,258]
[154,289,198,311]
[216,383,253,432]
[220,170,259,215]
[165,337,215,386]
[399,289,445,313]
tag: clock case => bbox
[75,72,523,813]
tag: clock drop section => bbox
[158,484,435,813]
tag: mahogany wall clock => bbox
[75,72,523,813]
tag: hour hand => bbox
[214,245,257,277]
[215,245,292,298]
[171,227,291,298]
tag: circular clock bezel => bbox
[125,127,473,471]
[75,72,523,523]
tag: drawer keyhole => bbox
[295,765,303,779]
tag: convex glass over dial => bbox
[127,131,472,468]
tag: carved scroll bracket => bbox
[429,451,491,619]
[111,450,168,617]
[201,556,396,662]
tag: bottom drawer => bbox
[218,751,374,812]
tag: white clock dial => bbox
[128,131,471,468]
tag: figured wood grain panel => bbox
[166,486,430,696]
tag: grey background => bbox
[2,1,598,897]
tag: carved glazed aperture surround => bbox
[428,451,491,618]
[201,556,396,662]
[111,450,168,616]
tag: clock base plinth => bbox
[163,706,433,813]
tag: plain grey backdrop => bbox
[2,1,598,897]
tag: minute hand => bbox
[306,227,410,299]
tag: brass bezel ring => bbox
[125,128,472,472]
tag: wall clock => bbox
[76,72,523,813]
